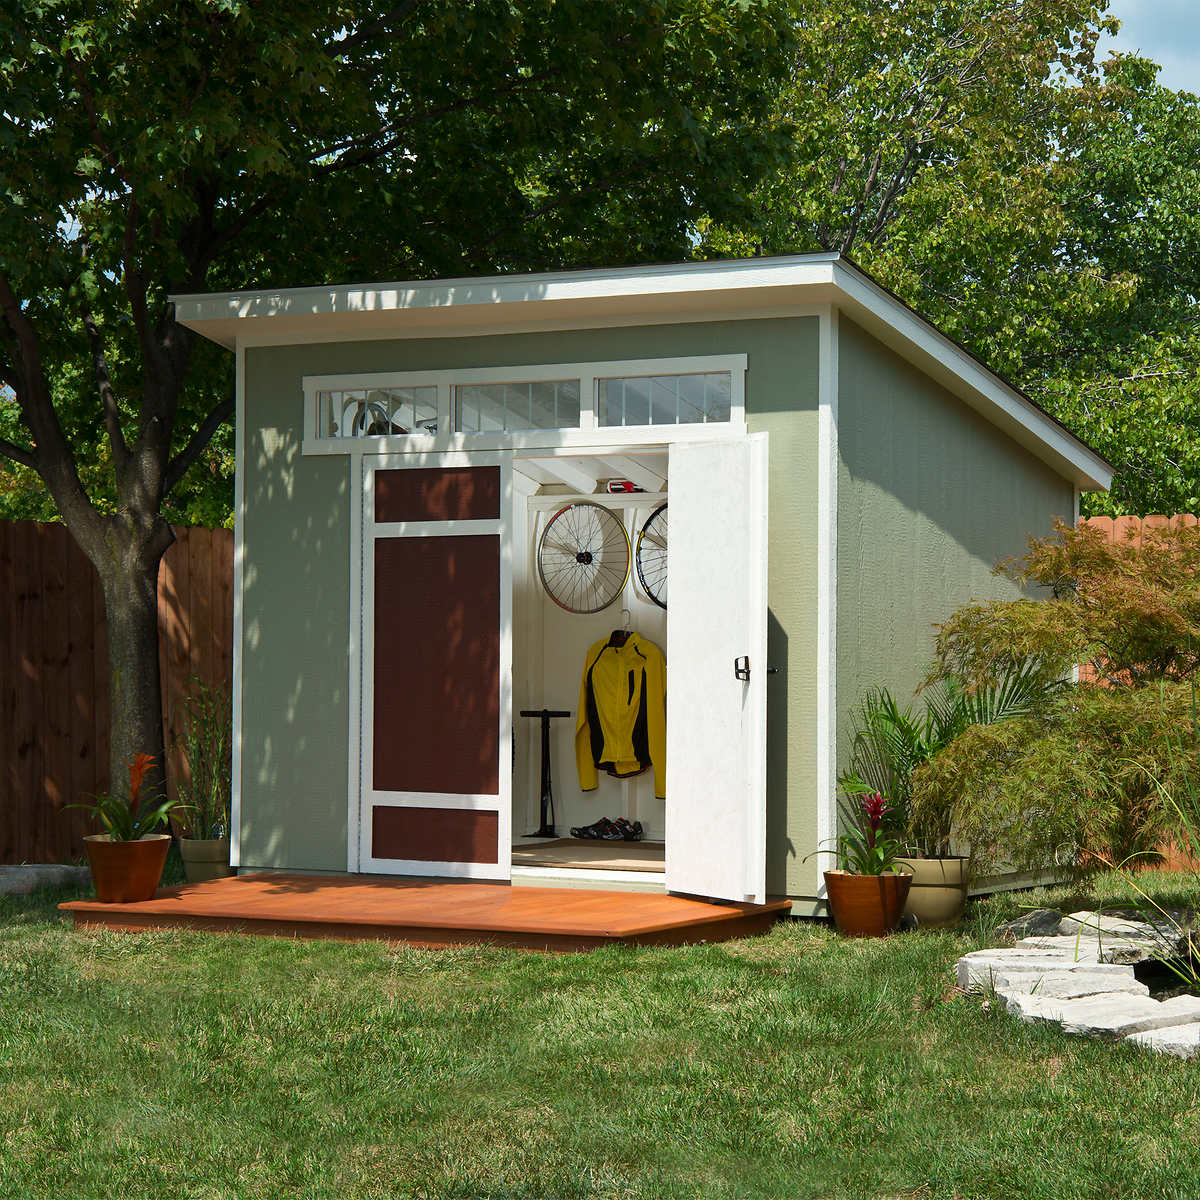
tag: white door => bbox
[358,452,512,879]
[665,434,769,903]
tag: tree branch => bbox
[331,0,425,54]
[80,291,131,471]
[162,394,234,497]
[0,266,103,547]
[0,436,37,469]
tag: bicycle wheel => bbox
[635,502,668,609]
[537,502,631,614]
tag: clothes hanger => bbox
[608,607,633,647]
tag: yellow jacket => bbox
[575,633,666,799]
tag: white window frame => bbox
[301,354,747,456]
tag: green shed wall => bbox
[239,318,821,889]
[834,318,1077,799]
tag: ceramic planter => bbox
[823,869,912,937]
[178,836,233,884]
[899,855,969,928]
[83,833,170,902]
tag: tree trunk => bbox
[95,522,173,806]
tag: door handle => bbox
[734,656,750,681]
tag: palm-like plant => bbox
[841,660,1060,856]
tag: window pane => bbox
[598,372,731,426]
[455,380,580,432]
[319,387,438,437]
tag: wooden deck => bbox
[59,873,791,952]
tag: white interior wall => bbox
[513,490,668,843]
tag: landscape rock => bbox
[1003,992,1200,1039]
[992,970,1147,1000]
[0,864,90,895]
[957,947,1111,990]
[993,908,1065,941]
[1056,910,1193,961]
[1127,1022,1200,1059]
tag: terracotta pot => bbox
[823,869,912,937]
[83,833,170,903]
[178,836,233,884]
[899,855,969,929]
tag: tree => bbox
[701,1,1200,516]
[0,0,795,795]
[911,521,1200,870]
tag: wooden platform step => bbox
[59,873,791,952]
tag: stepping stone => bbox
[0,864,90,895]
[1004,992,1200,1040]
[993,908,1065,940]
[1127,1022,1200,1059]
[957,948,1114,990]
[1055,911,1192,962]
[993,970,1148,1000]
[1015,934,1162,965]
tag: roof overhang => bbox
[171,254,1113,492]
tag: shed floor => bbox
[59,873,790,952]
[511,838,665,873]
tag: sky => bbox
[1100,0,1200,94]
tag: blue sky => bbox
[1101,0,1200,93]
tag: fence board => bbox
[12,524,43,863]
[40,525,71,861]
[0,524,12,863]
[66,545,98,850]
[0,520,234,864]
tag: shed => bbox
[173,253,1112,912]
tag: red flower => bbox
[860,791,891,849]
[127,753,156,814]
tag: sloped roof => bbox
[171,252,1112,491]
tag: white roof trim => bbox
[171,253,1111,491]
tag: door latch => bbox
[734,656,751,681]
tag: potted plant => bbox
[71,753,184,902]
[173,679,233,883]
[821,791,913,937]
[841,665,1056,927]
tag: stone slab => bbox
[993,908,1065,941]
[957,947,1106,989]
[1005,992,1200,1039]
[993,970,1147,1000]
[0,864,90,895]
[1127,1022,1200,1059]
[1055,911,1192,961]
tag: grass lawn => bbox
[2,872,1199,1200]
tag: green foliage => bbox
[827,790,908,875]
[912,682,1200,873]
[0,0,797,523]
[173,678,232,841]
[916,521,1200,872]
[933,519,1200,687]
[843,664,1062,854]
[702,1,1200,516]
[68,752,186,841]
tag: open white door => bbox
[665,434,769,903]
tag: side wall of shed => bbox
[834,317,1076,811]
[239,317,821,892]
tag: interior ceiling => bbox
[513,451,667,494]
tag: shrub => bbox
[912,520,1200,873]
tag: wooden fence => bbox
[1080,513,1199,543]
[0,521,233,865]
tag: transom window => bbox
[597,372,731,427]
[303,355,746,450]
